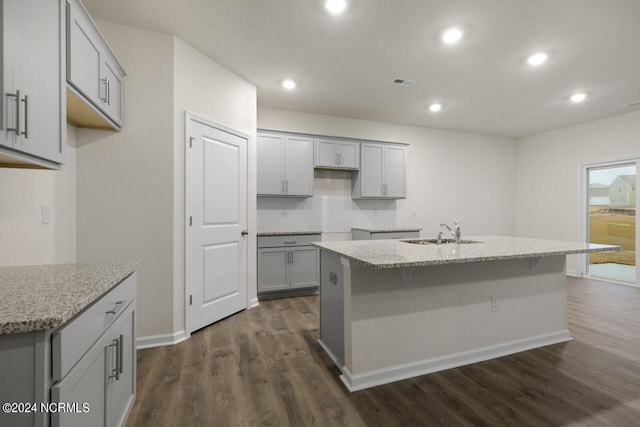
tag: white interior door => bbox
[187,114,248,333]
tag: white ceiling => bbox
[82,0,640,138]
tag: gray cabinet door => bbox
[67,0,102,108]
[106,303,136,427]
[359,143,384,197]
[290,246,320,289]
[384,145,407,198]
[314,138,338,167]
[339,141,360,169]
[257,133,285,195]
[284,135,314,196]
[1,0,64,165]
[51,334,108,427]
[257,248,289,292]
[101,59,123,126]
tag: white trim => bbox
[585,273,640,289]
[136,330,188,349]
[249,297,260,309]
[337,330,572,392]
[566,269,581,278]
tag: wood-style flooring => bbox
[126,277,640,426]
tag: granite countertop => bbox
[257,230,322,236]
[0,260,140,335]
[312,235,619,269]
[352,227,422,233]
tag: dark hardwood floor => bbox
[126,277,640,426]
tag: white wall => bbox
[258,108,517,240]
[516,109,640,274]
[76,22,176,339]
[77,22,256,342]
[0,126,77,267]
[173,38,258,326]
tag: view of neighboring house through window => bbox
[587,163,637,283]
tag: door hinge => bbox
[189,136,194,148]
[189,295,193,305]
[189,216,192,226]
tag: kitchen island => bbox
[313,235,618,391]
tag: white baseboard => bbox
[566,269,581,277]
[339,330,572,392]
[249,297,260,308]
[136,330,188,349]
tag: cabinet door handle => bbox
[21,94,28,139]
[100,78,108,102]
[108,338,120,380]
[106,300,127,315]
[107,78,111,105]
[282,180,285,193]
[283,240,296,244]
[6,90,20,134]
[118,334,124,375]
[290,251,294,264]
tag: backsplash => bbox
[257,170,397,232]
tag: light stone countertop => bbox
[257,230,322,236]
[351,227,422,233]
[312,235,619,269]
[0,261,140,335]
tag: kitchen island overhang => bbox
[313,236,619,391]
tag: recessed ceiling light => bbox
[429,103,443,112]
[527,52,548,66]
[282,79,297,90]
[325,0,347,15]
[441,27,463,44]
[570,92,587,103]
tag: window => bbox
[585,162,637,284]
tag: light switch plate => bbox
[41,205,51,224]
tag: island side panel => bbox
[347,256,570,387]
[319,250,346,367]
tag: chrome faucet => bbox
[440,221,461,244]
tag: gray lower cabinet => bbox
[257,234,320,298]
[0,273,136,427]
[51,275,136,427]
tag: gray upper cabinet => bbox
[314,138,360,170]
[257,132,314,197]
[352,142,407,199]
[66,0,125,130]
[0,0,65,169]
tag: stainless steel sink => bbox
[403,238,482,245]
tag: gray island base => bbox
[314,235,618,391]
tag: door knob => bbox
[241,230,249,236]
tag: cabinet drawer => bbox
[52,272,137,382]
[371,231,420,240]
[258,234,321,248]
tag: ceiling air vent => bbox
[392,78,415,86]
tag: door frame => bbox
[184,111,251,337]
[580,156,639,287]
